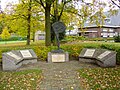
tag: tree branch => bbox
[111,0,120,8]
[34,0,45,9]
[58,3,65,21]
[58,0,72,21]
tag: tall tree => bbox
[4,0,44,45]
[50,0,73,43]
[35,0,76,46]
[111,0,120,8]
[35,0,55,46]
[0,27,10,40]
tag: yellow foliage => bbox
[1,27,11,40]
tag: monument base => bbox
[48,52,69,63]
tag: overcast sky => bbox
[1,0,18,10]
[0,0,118,11]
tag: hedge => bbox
[0,37,27,41]
[0,43,120,64]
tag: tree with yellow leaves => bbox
[1,27,10,40]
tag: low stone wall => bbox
[2,49,37,71]
[79,48,116,67]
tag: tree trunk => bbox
[27,16,31,45]
[26,0,32,45]
[33,30,35,42]
[53,0,58,46]
[45,3,51,46]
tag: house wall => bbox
[78,27,120,38]
[35,31,45,41]
[116,28,120,33]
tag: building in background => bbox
[34,31,45,41]
[78,9,120,38]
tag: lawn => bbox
[0,40,120,90]
[0,69,42,90]
[0,40,26,44]
[79,67,120,90]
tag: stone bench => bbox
[79,48,116,67]
[2,49,37,71]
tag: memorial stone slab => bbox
[48,52,69,63]
[83,49,95,57]
[97,51,111,59]
[20,50,32,58]
[79,48,116,67]
[2,51,22,71]
[79,48,97,63]
[15,49,37,64]
[2,49,37,71]
[96,50,116,67]
[7,52,21,61]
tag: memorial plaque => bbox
[98,51,111,59]
[52,54,65,62]
[20,50,32,58]
[84,49,95,57]
[7,52,21,60]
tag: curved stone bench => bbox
[79,48,116,67]
[2,49,37,71]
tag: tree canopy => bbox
[0,0,119,45]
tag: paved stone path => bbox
[17,60,98,90]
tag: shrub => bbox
[61,45,83,59]
[0,43,120,64]
[33,46,51,61]
[114,35,120,42]
[0,36,27,41]
[65,36,87,42]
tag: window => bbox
[103,29,107,32]
[102,33,108,37]
[109,33,115,37]
[109,29,114,32]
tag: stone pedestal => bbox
[48,52,69,63]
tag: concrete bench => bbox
[2,49,37,71]
[79,48,116,67]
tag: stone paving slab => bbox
[15,60,98,90]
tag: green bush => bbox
[65,36,87,42]
[61,45,83,59]
[0,36,27,41]
[114,35,120,42]
[0,43,120,64]
[89,38,114,41]
[33,46,51,61]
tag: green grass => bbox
[0,40,45,47]
[79,67,120,90]
[0,69,42,90]
[0,40,26,44]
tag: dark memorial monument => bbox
[48,21,69,62]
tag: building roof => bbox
[83,9,120,28]
[79,25,120,29]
